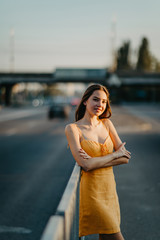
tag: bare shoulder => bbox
[102,118,121,149]
[102,118,114,130]
[65,123,78,136]
[65,122,81,149]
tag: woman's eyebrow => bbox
[93,96,107,101]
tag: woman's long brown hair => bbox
[75,84,112,121]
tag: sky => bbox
[0,0,160,72]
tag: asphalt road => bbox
[0,104,160,240]
[115,132,160,240]
[85,103,160,240]
[0,106,75,240]
[117,104,160,240]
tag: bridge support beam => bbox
[5,84,13,106]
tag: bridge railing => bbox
[40,163,81,240]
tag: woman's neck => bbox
[82,112,100,127]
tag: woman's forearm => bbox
[102,157,129,168]
[83,154,129,171]
[79,142,131,171]
[83,152,117,171]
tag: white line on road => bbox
[5,128,17,136]
[122,105,160,132]
[0,111,35,122]
[0,108,47,122]
[0,225,32,234]
[116,123,152,133]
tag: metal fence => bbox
[40,163,81,240]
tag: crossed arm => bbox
[65,119,131,172]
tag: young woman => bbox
[65,84,131,240]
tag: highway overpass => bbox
[0,68,160,106]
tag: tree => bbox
[136,37,151,71]
[155,61,160,72]
[150,55,160,72]
[116,41,131,70]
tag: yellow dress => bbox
[79,132,120,237]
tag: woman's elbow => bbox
[124,158,129,164]
[81,160,92,172]
[81,162,90,172]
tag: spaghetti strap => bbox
[75,124,84,140]
[102,120,109,132]
[67,123,85,149]
[102,120,106,128]
[75,121,109,142]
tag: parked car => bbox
[48,102,71,119]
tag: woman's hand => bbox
[79,148,91,160]
[114,142,131,159]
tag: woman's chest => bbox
[80,138,113,157]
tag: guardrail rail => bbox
[41,163,81,240]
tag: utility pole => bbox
[9,27,15,73]
[5,27,15,106]
[110,16,117,72]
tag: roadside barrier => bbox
[40,163,81,240]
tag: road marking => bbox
[0,225,32,234]
[140,123,152,131]
[5,128,17,136]
[0,108,47,122]
[0,111,35,122]
[117,123,152,133]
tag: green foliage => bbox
[115,37,160,72]
[151,55,160,72]
[136,37,151,71]
[155,61,160,71]
[116,41,131,70]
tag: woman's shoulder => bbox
[102,118,117,134]
[65,118,83,129]
[65,122,76,131]
[65,122,79,135]
[102,118,116,133]
[102,118,113,127]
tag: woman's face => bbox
[84,90,107,117]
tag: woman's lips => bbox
[95,108,102,112]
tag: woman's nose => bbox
[97,101,102,107]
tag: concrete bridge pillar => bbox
[5,84,13,106]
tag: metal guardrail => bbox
[40,164,81,240]
[41,215,64,240]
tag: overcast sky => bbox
[0,0,160,72]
